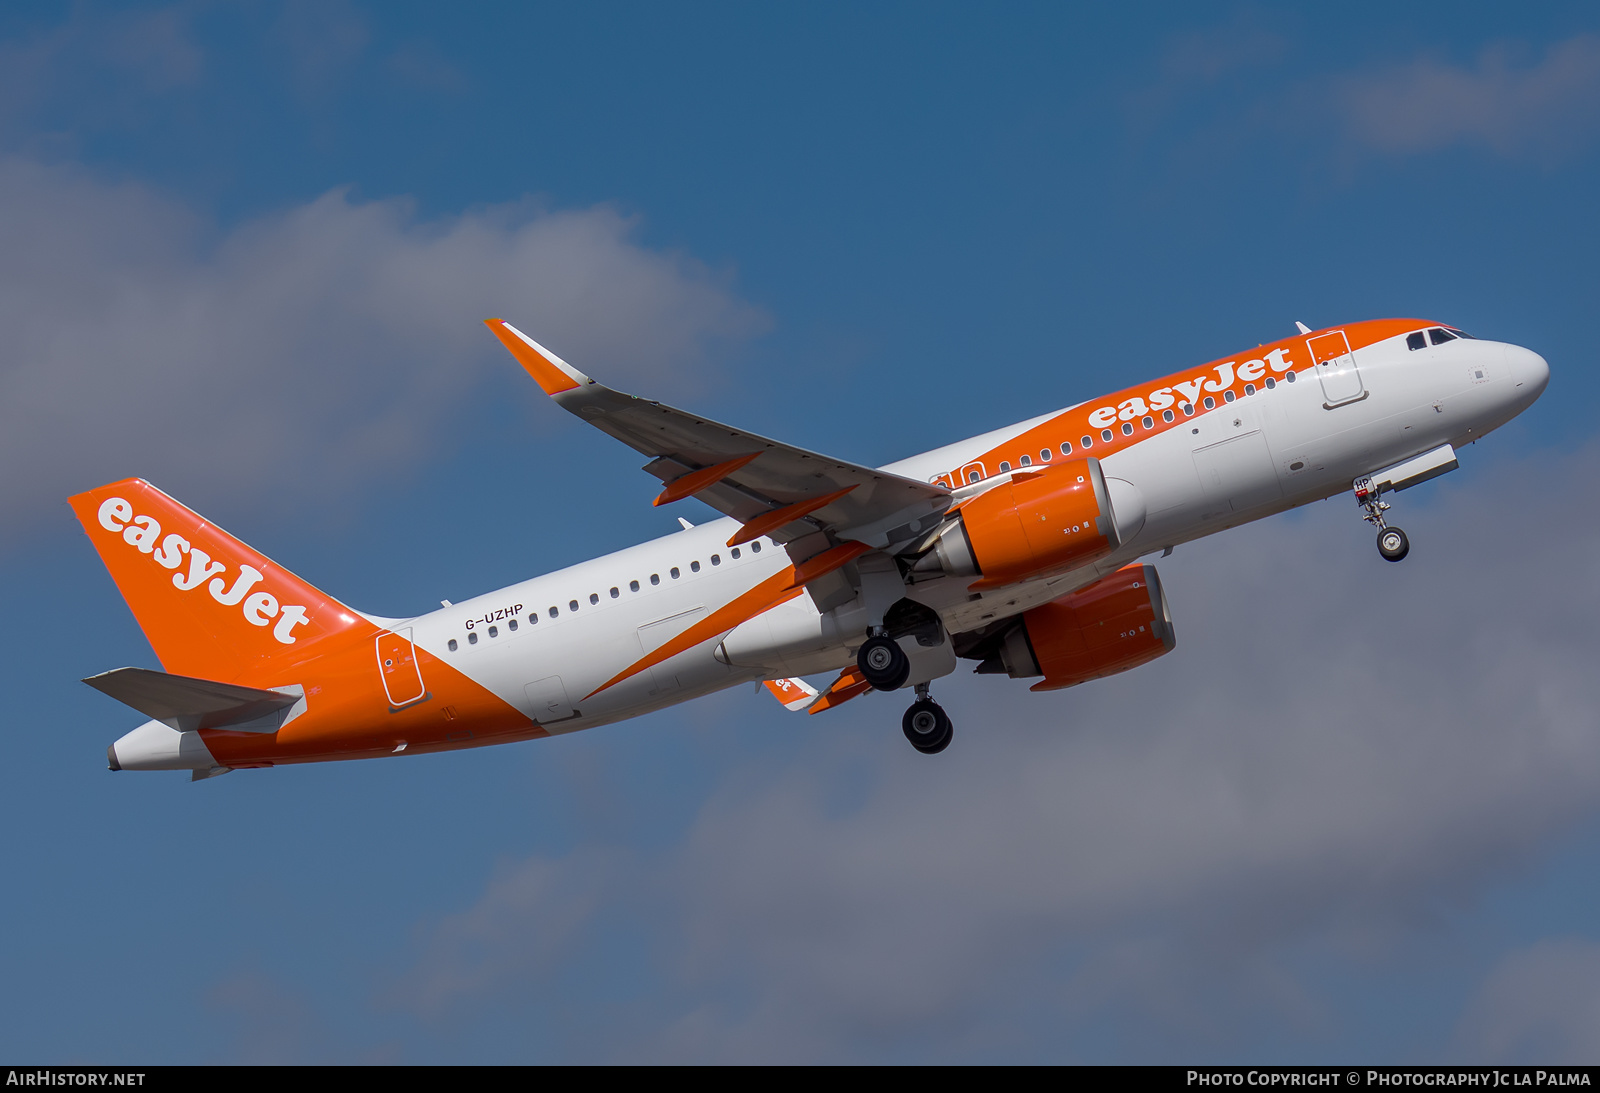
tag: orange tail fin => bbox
[69,479,372,685]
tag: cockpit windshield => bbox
[1409,326,1476,350]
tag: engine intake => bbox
[978,563,1174,690]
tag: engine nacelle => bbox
[979,563,1174,690]
[918,459,1146,589]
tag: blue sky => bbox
[2,1,1599,1063]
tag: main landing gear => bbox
[902,684,953,754]
[856,635,953,754]
[1355,476,1409,562]
[857,633,910,691]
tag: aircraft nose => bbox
[1505,343,1550,401]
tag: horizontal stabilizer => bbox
[84,667,303,733]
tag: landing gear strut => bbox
[902,684,953,754]
[1355,476,1409,563]
[858,632,910,691]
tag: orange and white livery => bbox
[75,316,1549,773]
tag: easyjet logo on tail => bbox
[95,497,312,644]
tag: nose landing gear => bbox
[902,684,953,754]
[1355,476,1409,562]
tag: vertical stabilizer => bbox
[69,479,372,684]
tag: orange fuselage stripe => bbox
[583,569,806,699]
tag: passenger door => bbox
[375,629,427,709]
[1307,330,1366,407]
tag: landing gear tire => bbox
[858,635,910,691]
[902,698,953,754]
[1377,526,1410,562]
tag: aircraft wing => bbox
[486,320,954,555]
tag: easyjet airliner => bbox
[74,318,1548,776]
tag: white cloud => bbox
[1457,939,1600,1063]
[0,158,766,545]
[389,443,1600,1060]
[1336,37,1600,160]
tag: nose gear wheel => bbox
[1377,526,1410,561]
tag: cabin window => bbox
[1121,422,1133,436]
[650,574,660,585]
[448,638,458,652]
[1080,435,1092,449]
[999,461,1011,472]
[468,632,478,645]
[1101,429,1113,442]
[528,613,538,625]
[589,593,599,605]
[1224,390,1236,403]
[730,548,741,559]
[1244,383,1256,396]
[751,541,761,553]
[1019,455,1031,467]
[1285,370,1296,383]
[1429,328,1457,345]
[1162,409,1174,422]
[689,560,699,573]
[711,554,721,566]
[670,567,680,579]
[569,599,579,612]
[1141,415,1154,429]
[1265,377,1276,390]
[549,606,559,618]
[508,618,518,631]
[1203,396,1216,409]
[630,580,640,591]
[610,587,619,598]
[488,625,498,638]
[1407,331,1427,351]
[1181,402,1194,415]
[1041,448,1054,461]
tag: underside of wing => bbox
[485,320,953,558]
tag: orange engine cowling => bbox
[920,459,1139,589]
[978,563,1175,690]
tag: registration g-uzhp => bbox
[71,315,1548,775]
